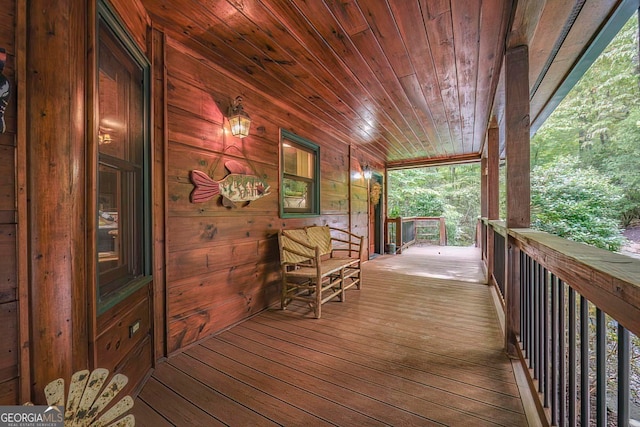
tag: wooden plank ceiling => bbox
[140,0,622,167]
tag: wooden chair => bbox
[278,226,362,318]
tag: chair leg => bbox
[314,278,322,319]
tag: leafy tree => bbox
[531,156,626,251]
[532,16,640,226]
[388,164,480,246]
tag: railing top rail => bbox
[481,218,507,236]
[385,216,444,222]
[509,227,640,336]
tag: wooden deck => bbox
[132,246,530,426]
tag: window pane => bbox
[97,15,147,305]
[283,177,311,210]
[281,131,319,216]
[283,144,314,179]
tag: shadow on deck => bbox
[132,246,533,426]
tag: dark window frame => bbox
[280,129,320,217]
[95,0,151,315]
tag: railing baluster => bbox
[526,253,532,360]
[542,268,555,408]
[537,262,544,390]
[543,267,549,406]
[551,273,558,424]
[531,260,540,374]
[596,308,606,426]
[559,279,566,426]
[520,251,529,355]
[618,324,630,427]
[569,288,576,426]
[580,296,590,426]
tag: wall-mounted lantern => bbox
[228,96,251,138]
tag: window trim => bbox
[280,129,320,217]
[95,0,152,315]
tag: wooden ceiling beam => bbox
[386,152,481,170]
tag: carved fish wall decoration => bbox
[190,160,271,207]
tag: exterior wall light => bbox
[363,165,373,180]
[229,96,251,138]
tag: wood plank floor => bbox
[132,246,528,426]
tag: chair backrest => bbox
[279,229,315,264]
[305,226,333,256]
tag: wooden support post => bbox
[27,0,88,402]
[504,45,530,357]
[395,217,402,254]
[486,121,499,283]
[480,156,488,219]
[439,217,447,246]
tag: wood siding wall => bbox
[162,35,371,353]
[0,0,19,405]
[0,0,375,403]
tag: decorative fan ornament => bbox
[44,369,135,426]
[370,182,381,206]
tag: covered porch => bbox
[131,246,536,426]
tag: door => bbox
[369,173,383,256]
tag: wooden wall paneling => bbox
[151,26,168,361]
[151,9,362,148]
[165,43,349,160]
[147,0,393,161]
[166,147,278,216]
[167,260,278,321]
[166,106,281,166]
[15,0,29,403]
[0,225,17,303]
[107,0,151,55]
[167,262,281,353]
[167,215,282,253]
[160,21,363,353]
[0,301,18,392]
[0,378,17,405]
[167,238,275,283]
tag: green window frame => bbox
[280,129,320,217]
[96,0,152,314]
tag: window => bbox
[96,2,150,312]
[280,130,320,216]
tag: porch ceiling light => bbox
[229,96,251,138]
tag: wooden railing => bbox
[481,218,640,426]
[385,216,447,254]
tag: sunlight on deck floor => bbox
[133,245,529,426]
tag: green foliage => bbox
[531,157,626,251]
[388,165,480,246]
[532,16,640,229]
